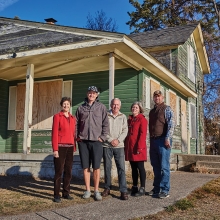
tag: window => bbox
[187,45,196,83]
[8,80,72,130]
[189,103,197,138]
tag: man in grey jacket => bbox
[75,86,109,201]
[102,98,128,200]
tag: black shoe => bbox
[158,192,170,199]
[130,186,138,196]
[147,189,159,196]
[62,194,73,200]
[53,196,61,203]
[135,187,145,197]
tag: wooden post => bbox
[109,53,115,106]
[23,64,34,154]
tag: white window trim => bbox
[166,89,170,105]
[176,96,180,125]
[8,86,17,130]
[187,44,195,83]
[189,103,197,138]
[145,77,150,109]
[62,80,73,113]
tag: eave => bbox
[0,35,197,98]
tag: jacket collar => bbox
[59,111,73,118]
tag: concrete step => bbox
[196,161,220,168]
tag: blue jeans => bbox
[103,147,127,193]
[150,137,171,194]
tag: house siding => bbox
[141,69,183,153]
[0,79,8,153]
[5,68,138,153]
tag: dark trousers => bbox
[103,147,127,193]
[54,147,73,197]
[130,161,146,188]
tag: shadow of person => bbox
[1,165,53,200]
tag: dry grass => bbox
[1,171,220,219]
[132,176,220,220]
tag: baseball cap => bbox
[88,86,99,93]
[153,90,162,96]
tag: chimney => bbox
[44,18,57,25]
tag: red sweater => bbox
[52,111,76,152]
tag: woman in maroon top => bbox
[52,97,76,203]
[125,101,148,197]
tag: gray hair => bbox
[130,101,144,114]
[110,98,121,106]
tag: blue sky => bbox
[0,0,141,34]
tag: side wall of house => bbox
[0,79,8,153]
[141,69,183,153]
[5,68,138,153]
[178,37,205,154]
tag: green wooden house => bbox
[0,17,210,156]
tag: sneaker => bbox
[130,186,138,196]
[94,191,102,201]
[62,194,73,200]
[135,187,145,197]
[158,192,170,199]
[82,191,91,199]
[53,196,61,203]
[147,189,159,196]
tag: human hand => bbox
[165,139,171,148]
[98,137,103,142]
[53,151,59,158]
[111,139,119,147]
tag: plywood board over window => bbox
[150,79,160,107]
[16,84,26,130]
[169,91,177,123]
[15,80,62,130]
[37,80,62,129]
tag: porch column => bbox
[109,53,115,106]
[23,64,34,154]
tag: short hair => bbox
[60,97,71,106]
[130,101,144,114]
[110,98,121,106]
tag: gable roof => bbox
[128,23,198,48]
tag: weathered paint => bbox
[0,79,8,153]
[5,68,138,153]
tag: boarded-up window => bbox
[169,91,177,123]
[187,45,195,83]
[150,79,160,108]
[189,103,197,138]
[12,80,62,130]
[8,86,17,130]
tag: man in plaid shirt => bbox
[148,90,175,199]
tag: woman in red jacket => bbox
[52,97,76,203]
[125,101,148,197]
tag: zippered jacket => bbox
[75,99,109,141]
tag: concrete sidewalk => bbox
[1,172,219,220]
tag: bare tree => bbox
[85,10,118,32]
